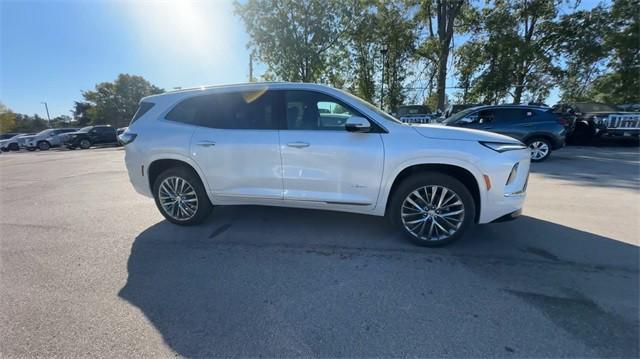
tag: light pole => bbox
[380,46,388,110]
[41,102,51,127]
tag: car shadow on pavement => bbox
[118,206,638,357]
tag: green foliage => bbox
[234,0,354,83]
[82,74,163,128]
[454,0,561,104]
[73,101,95,126]
[0,102,17,132]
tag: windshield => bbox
[397,105,432,116]
[442,108,478,124]
[338,89,404,125]
[78,126,93,132]
[575,103,618,113]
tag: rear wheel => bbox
[153,166,212,225]
[9,143,19,151]
[527,138,552,162]
[389,173,475,247]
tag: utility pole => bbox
[41,102,51,127]
[249,53,254,82]
[380,46,388,110]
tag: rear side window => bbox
[166,91,279,130]
[130,102,155,124]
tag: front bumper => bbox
[477,148,531,224]
[490,209,522,223]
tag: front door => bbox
[278,90,384,209]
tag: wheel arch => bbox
[146,156,212,198]
[384,163,482,223]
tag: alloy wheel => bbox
[529,141,549,161]
[80,139,91,149]
[158,176,199,221]
[400,185,465,242]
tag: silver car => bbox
[24,128,78,151]
[121,82,531,246]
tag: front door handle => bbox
[287,141,310,148]
[196,140,216,147]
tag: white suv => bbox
[121,83,530,246]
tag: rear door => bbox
[188,90,284,199]
[278,90,384,209]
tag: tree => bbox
[234,0,354,83]
[454,0,561,104]
[377,1,416,111]
[415,0,468,111]
[0,103,17,132]
[73,101,95,126]
[82,74,163,128]
[554,0,639,104]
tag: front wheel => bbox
[153,167,212,225]
[79,139,91,149]
[389,173,475,247]
[38,141,51,151]
[527,138,552,162]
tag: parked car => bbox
[442,104,566,162]
[395,105,433,124]
[552,102,640,143]
[0,133,33,152]
[442,104,482,120]
[24,128,78,151]
[0,133,21,140]
[616,104,640,112]
[121,83,531,247]
[65,125,118,149]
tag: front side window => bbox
[166,90,278,130]
[285,91,360,131]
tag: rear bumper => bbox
[602,128,640,136]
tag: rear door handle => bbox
[196,140,216,147]
[287,141,310,148]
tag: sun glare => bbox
[122,0,231,70]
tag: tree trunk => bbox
[436,45,450,111]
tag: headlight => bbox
[480,141,527,152]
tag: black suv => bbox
[443,105,566,162]
[65,125,118,149]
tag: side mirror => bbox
[345,116,371,133]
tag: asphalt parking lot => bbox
[1,145,638,357]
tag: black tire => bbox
[389,172,475,247]
[9,143,19,151]
[79,139,91,149]
[38,141,51,151]
[526,137,552,162]
[152,166,212,225]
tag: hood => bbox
[411,124,521,144]
[19,135,35,140]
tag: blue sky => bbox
[1,0,602,118]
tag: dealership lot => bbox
[0,146,638,357]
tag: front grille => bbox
[606,114,640,129]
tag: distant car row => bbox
[392,102,639,161]
[0,125,124,153]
